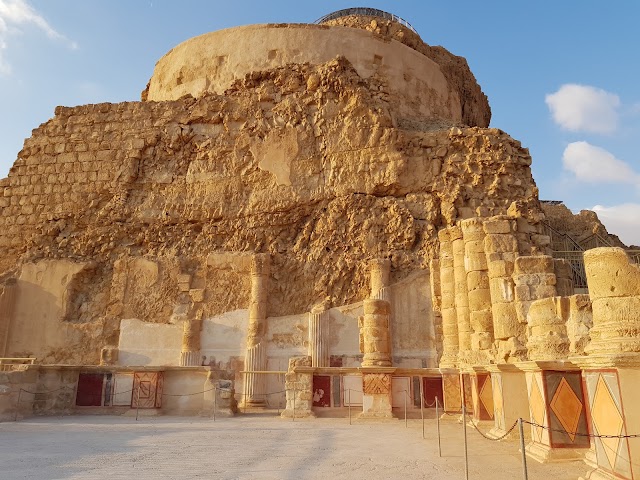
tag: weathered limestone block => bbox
[452,226,471,354]
[566,294,592,354]
[281,356,314,418]
[483,216,524,361]
[584,248,640,354]
[360,299,392,367]
[461,218,494,354]
[202,375,237,417]
[554,259,574,297]
[100,346,119,366]
[513,255,557,326]
[526,296,570,361]
[438,228,458,367]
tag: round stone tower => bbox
[144,8,490,127]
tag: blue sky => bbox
[1,1,639,244]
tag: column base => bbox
[280,408,315,419]
[179,351,201,367]
[526,441,586,463]
[579,467,623,480]
[487,426,518,440]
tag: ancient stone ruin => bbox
[1,8,639,479]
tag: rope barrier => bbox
[18,385,74,395]
[523,420,640,439]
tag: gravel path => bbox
[0,413,590,479]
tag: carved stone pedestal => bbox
[359,369,394,419]
[281,356,315,419]
[518,361,590,463]
[440,368,462,418]
[573,355,638,480]
[469,367,493,423]
[486,363,529,440]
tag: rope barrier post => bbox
[348,388,352,426]
[436,396,442,457]
[420,380,425,439]
[14,388,22,422]
[135,383,141,422]
[462,387,469,480]
[243,374,247,414]
[404,390,408,428]
[518,418,529,480]
[213,386,217,422]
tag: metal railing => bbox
[0,357,36,371]
[314,8,418,34]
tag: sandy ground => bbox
[0,411,591,480]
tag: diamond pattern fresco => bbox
[528,375,545,443]
[550,378,582,442]
[544,371,589,448]
[585,371,631,479]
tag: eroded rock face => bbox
[1,53,537,364]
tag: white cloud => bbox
[592,204,640,246]
[545,84,620,134]
[562,141,640,185]
[0,0,76,74]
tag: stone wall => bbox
[1,55,539,364]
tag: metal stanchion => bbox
[462,390,469,480]
[519,418,529,480]
[213,386,217,422]
[436,397,442,457]
[243,376,247,414]
[420,381,425,439]
[404,390,408,428]
[135,384,141,422]
[348,389,352,425]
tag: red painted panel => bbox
[422,377,443,408]
[313,375,331,407]
[76,373,104,406]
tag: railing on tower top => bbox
[314,8,418,34]
[543,221,639,290]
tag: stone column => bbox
[460,218,494,357]
[308,309,329,368]
[244,253,270,407]
[429,259,444,363]
[513,255,557,347]
[438,228,459,368]
[281,356,314,418]
[369,258,391,300]
[180,316,203,366]
[452,226,472,360]
[577,248,640,480]
[0,278,17,357]
[566,295,592,355]
[526,297,570,361]
[483,216,523,362]
[584,248,640,354]
[360,299,392,367]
